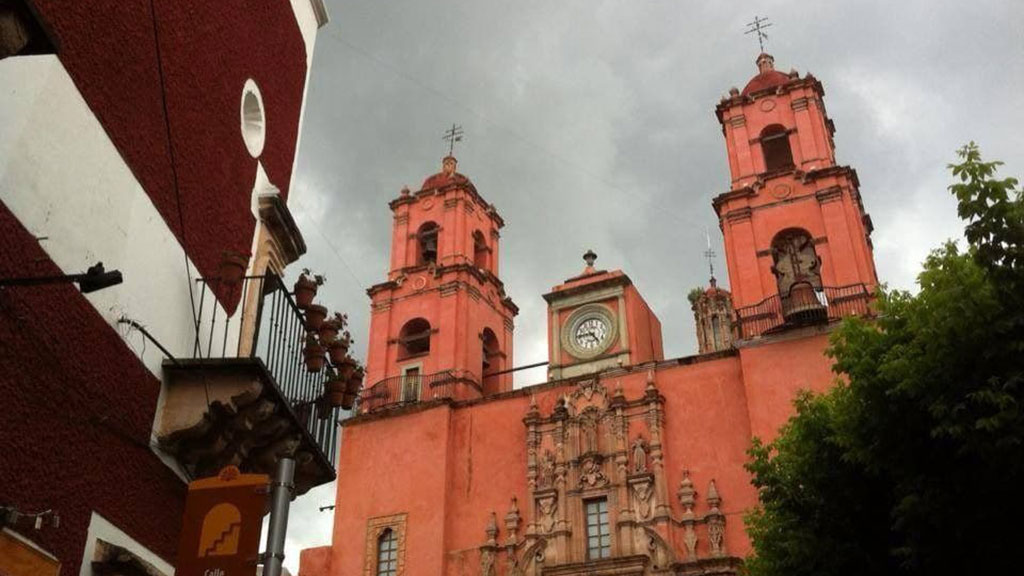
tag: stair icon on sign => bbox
[198,503,243,557]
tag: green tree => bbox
[745,143,1024,575]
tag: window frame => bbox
[376,528,398,576]
[584,498,612,560]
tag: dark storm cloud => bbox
[281,1,1024,567]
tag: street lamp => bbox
[0,262,123,293]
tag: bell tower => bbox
[713,53,878,336]
[363,156,518,403]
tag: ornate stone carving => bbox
[485,511,498,545]
[630,477,654,519]
[705,479,726,557]
[536,493,558,533]
[631,437,648,473]
[538,450,555,489]
[480,548,496,576]
[505,497,521,545]
[677,470,696,515]
[578,454,608,488]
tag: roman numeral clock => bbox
[544,251,664,379]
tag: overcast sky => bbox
[276,0,1024,570]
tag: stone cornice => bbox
[715,75,825,124]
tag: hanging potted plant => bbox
[341,388,358,411]
[304,303,328,332]
[324,368,346,408]
[303,333,325,373]
[327,331,352,365]
[293,269,325,309]
[336,354,358,380]
[346,365,364,395]
[319,312,347,343]
[219,250,251,287]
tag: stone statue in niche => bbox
[579,455,607,488]
[631,437,648,473]
[580,415,599,454]
[537,495,558,533]
[633,481,653,519]
[539,450,555,488]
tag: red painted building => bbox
[0,1,336,575]
[300,53,877,576]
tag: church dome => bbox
[421,155,472,190]
[741,53,791,96]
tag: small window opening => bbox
[399,318,431,358]
[585,499,611,560]
[473,230,488,270]
[760,124,794,173]
[481,328,499,391]
[417,222,439,266]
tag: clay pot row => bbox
[325,365,365,410]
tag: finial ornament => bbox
[704,228,717,283]
[583,250,597,267]
[744,15,772,54]
[442,123,464,157]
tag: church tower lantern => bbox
[690,277,736,354]
[361,156,518,409]
[714,53,878,338]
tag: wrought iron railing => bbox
[735,283,873,339]
[359,370,459,413]
[193,274,342,468]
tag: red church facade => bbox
[301,53,877,576]
[1,1,334,575]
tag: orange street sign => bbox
[175,466,269,576]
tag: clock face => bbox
[562,304,618,359]
[574,317,609,350]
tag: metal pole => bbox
[263,457,295,576]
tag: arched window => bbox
[481,327,499,391]
[473,230,489,270]
[417,222,439,266]
[770,229,822,295]
[398,318,431,358]
[376,528,397,576]
[771,229,825,321]
[760,124,794,173]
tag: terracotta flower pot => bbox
[325,375,346,407]
[293,275,318,309]
[341,391,357,410]
[304,304,328,332]
[219,251,250,287]
[303,339,325,373]
[336,356,357,380]
[345,368,364,395]
[319,319,341,343]
[327,338,351,365]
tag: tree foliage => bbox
[745,143,1024,575]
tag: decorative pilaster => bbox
[676,470,698,560]
[705,479,726,557]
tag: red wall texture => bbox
[0,202,186,573]
[31,0,308,310]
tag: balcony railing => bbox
[735,283,873,339]
[193,274,341,469]
[359,370,460,413]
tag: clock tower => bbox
[543,250,664,379]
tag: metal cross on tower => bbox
[704,228,717,280]
[442,123,464,156]
[745,16,772,53]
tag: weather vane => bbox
[704,228,716,280]
[442,123,464,157]
[745,16,772,53]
